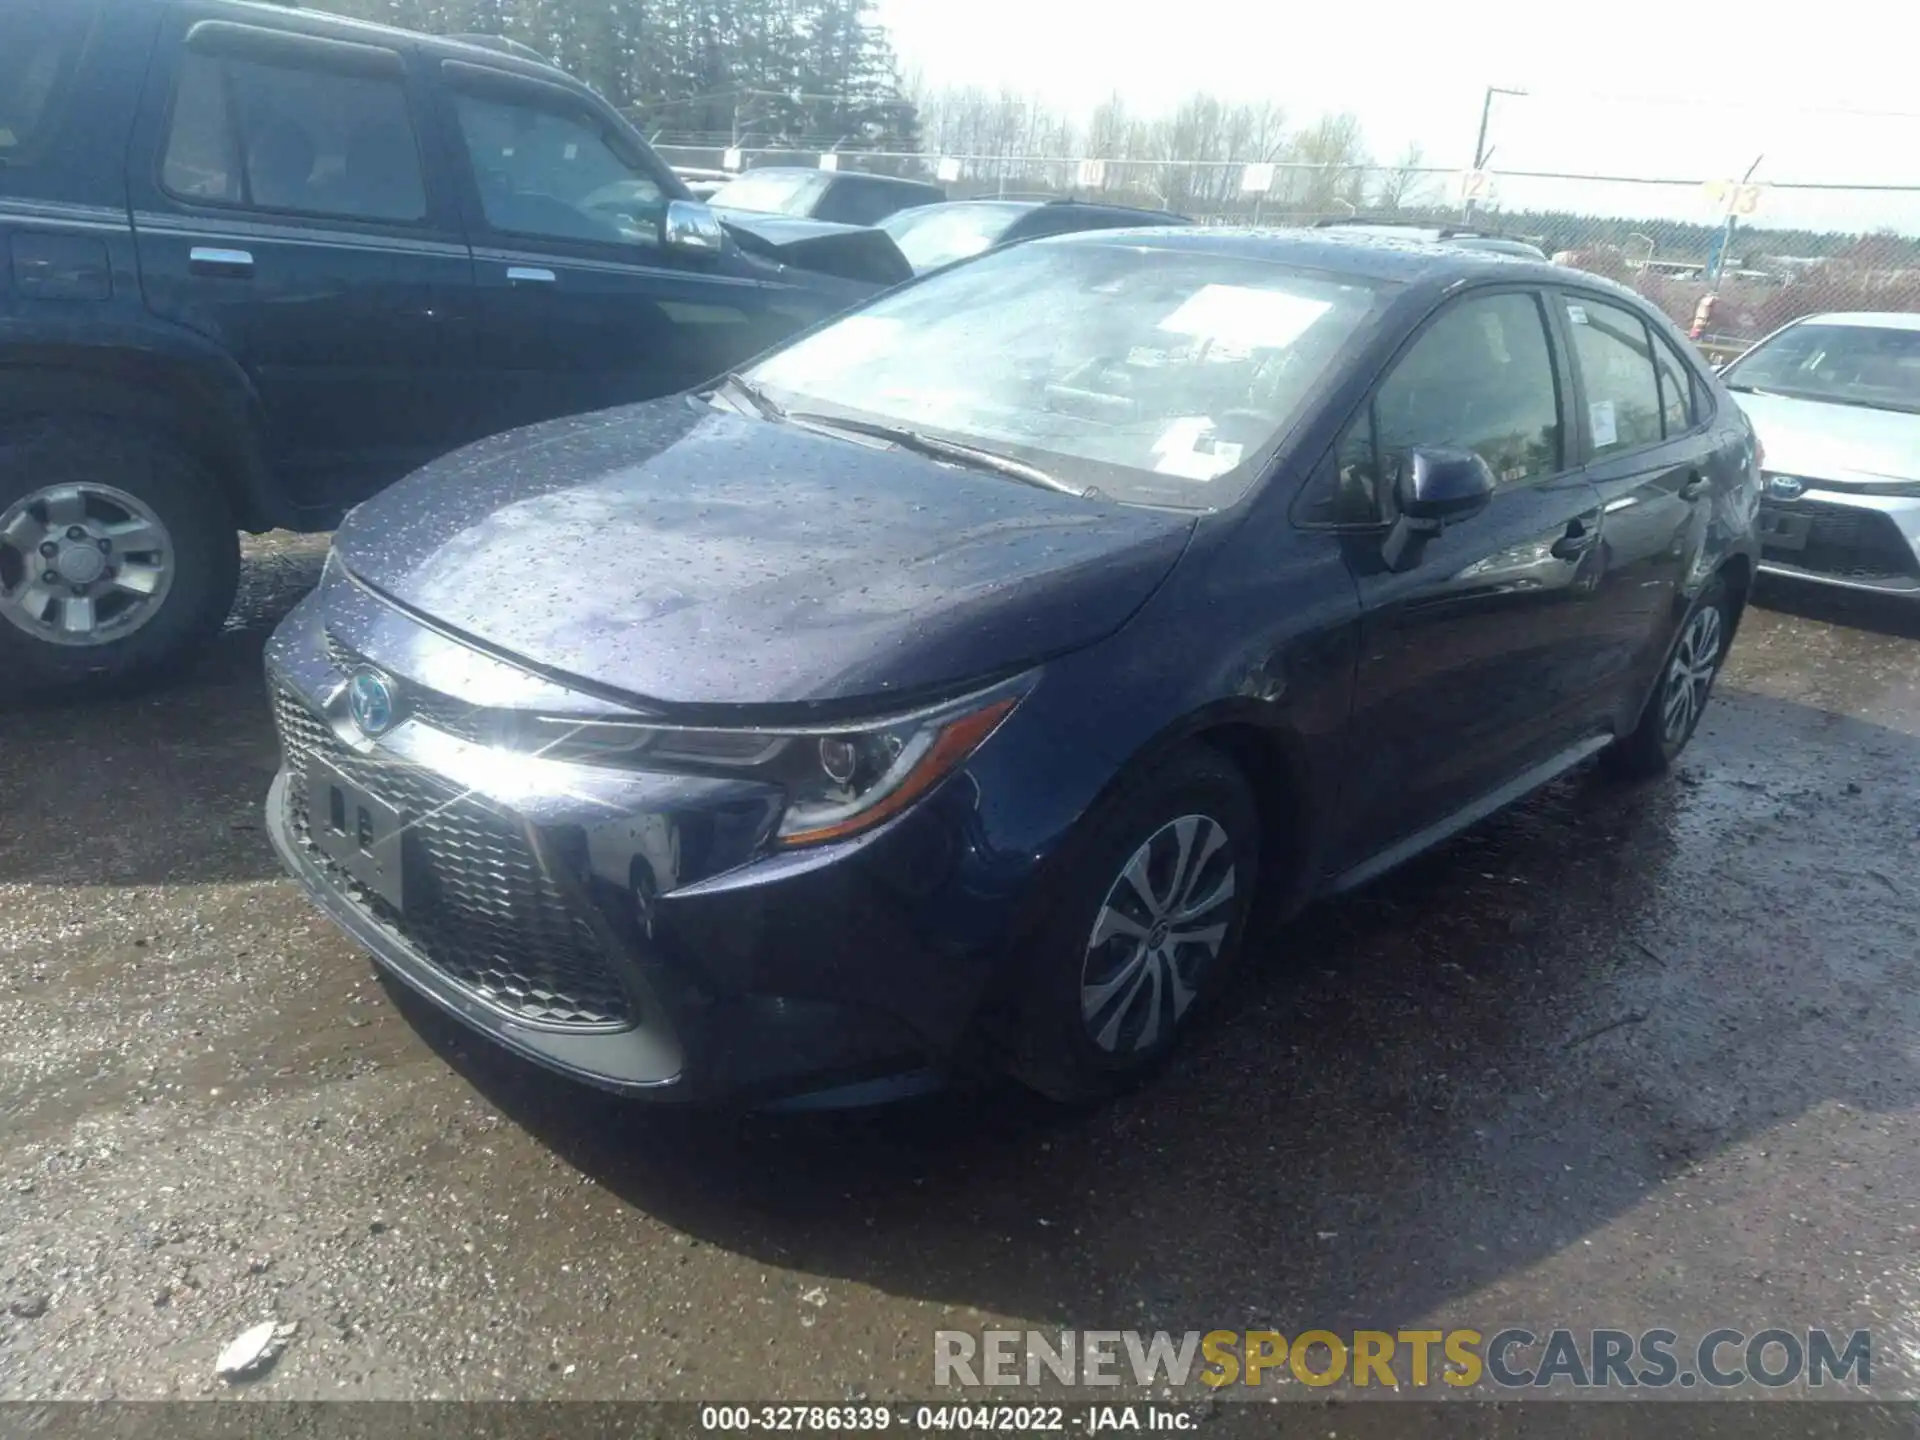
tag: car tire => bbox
[1004,746,1261,1104]
[1601,572,1735,780]
[0,418,239,699]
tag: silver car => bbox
[1722,310,1920,596]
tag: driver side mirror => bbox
[662,199,725,257]
[1380,446,1496,571]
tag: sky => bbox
[872,0,1920,231]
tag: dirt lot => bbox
[2,537,1919,1407]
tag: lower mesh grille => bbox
[272,685,631,1028]
[1763,501,1920,583]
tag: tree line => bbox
[909,85,1432,214]
[310,0,922,151]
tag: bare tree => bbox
[1374,142,1433,213]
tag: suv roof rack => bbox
[1312,216,1511,240]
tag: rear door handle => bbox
[1551,519,1600,561]
[507,266,557,285]
[189,246,253,277]
[1679,472,1708,502]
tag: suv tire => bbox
[0,419,239,699]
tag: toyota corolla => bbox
[264,229,1761,1107]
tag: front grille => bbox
[324,630,493,745]
[1762,501,1920,583]
[272,686,631,1028]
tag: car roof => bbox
[906,199,1185,220]
[727,167,935,187]
[1035,225,1569,286]
[1791,311,1920,332]
[199,0,586,81]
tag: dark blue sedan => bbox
[265,229,1762,1106]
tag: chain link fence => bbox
[657,144,1920,364]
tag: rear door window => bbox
[1561,295,1664,455]
[1652,331,1699,437]
[0,0,99,167]
[160,38,427,223]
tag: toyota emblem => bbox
[1766,474,1806,501]
[346,667,398,737]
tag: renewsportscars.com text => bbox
[934,1327,1872,1391]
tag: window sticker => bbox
[1567,303,1590,325]
[1151,416,1242,480]
[1590,398,1618,448]
[1158,285,1332,352]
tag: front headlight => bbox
[507,677,1030,847]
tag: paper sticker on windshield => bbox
[1567,303,1590,325]
[1589,399,1618,448]
[1151,417,1241,480]
[1158,286,1331,351]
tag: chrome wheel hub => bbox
[0,483,174,647]
[1661,603,1723,744]
[1080,814,1237,1055]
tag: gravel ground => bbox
[2,537,1918,1408]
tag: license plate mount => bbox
[1758,506,1812,552]
[307,757,408,912]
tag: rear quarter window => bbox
[0,0,100,167]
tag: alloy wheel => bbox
[1660,603,1723,745]
[0,483,175,647]
[1080,814,1237,1055]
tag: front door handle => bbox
[1550,519,1600,561]
[507,266,557,285]
[1679,472,1708,502]
[189,246,253,277]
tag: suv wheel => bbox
[1602,572,1734,779]
[0,420,239,697]
[1006,746,1260,1103]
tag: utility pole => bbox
[1466,85,1526,223]
[1708,154,1764,289]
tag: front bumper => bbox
[1757,485,1920,596]
[261,591,1046,1106]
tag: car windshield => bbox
[1725,321,1920,414]
[708,170,826,216]
[746,240,1390,509]
[881,203,1031,272]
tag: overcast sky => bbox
[873,0,1920,229]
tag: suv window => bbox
[1652,331,1698,436]
[0,0,98,167]
[452,91,667,247]
[1561,295,1663,455]
[161,48,426,222]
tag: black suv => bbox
[0,0,886,693]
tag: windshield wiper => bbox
[715,372,786,421]
[788,412,1089,496]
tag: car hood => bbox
[1735,390,1920,485]
[333,399,1194,714]
[718,210,913,287]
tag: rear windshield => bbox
[708,170,828,217]
[881,203,1031,272]
[0,0,98,166]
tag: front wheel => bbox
[0,419,240,698]
[1005,747,1261,1104]
[1602,573,1735,779]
